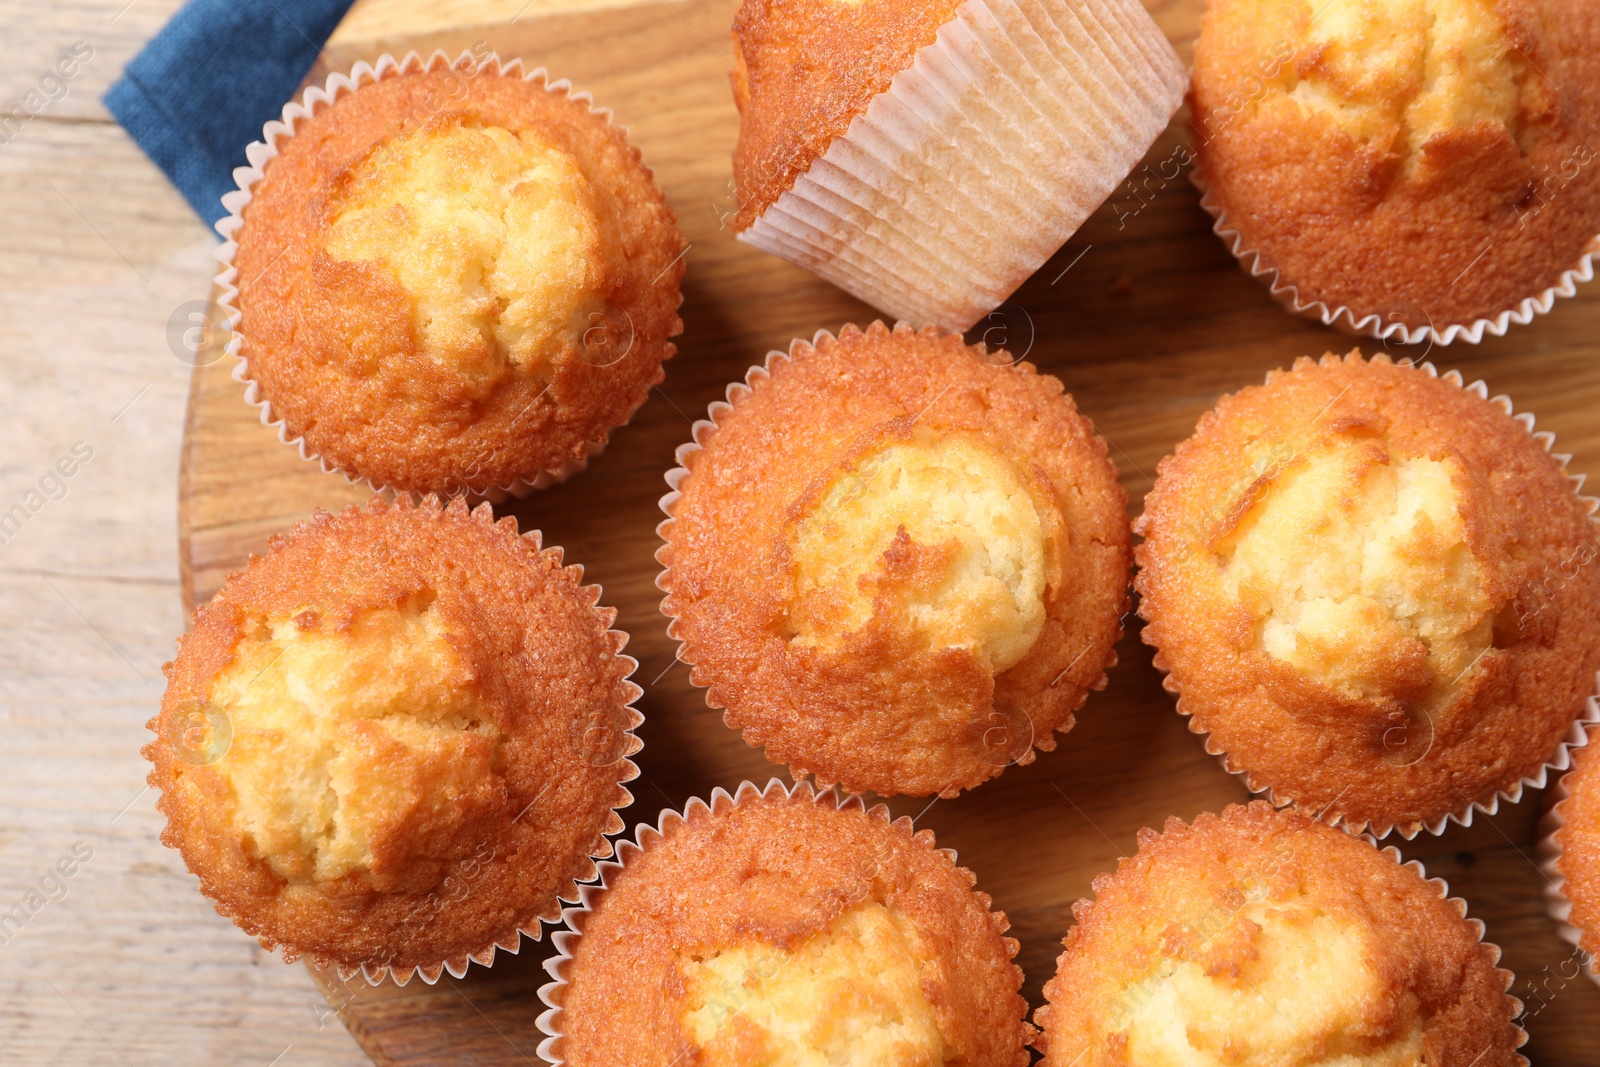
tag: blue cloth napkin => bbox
[104,0,356,228]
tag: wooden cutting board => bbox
[177,0,1600,1062]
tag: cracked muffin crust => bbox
[553,781,1032,1067]
[147,496,641,980]
[1035,802,1525,1067]
[232,61,685,494]
[1136,351,1600,837]
[659,322,1131,798]
[1192,0,1600,330]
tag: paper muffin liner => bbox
[232,498,645,988]
[213,50,620,501]
[534,777,1018,1064]
[1145,353,1600,841]
[1191,161,1600,347]
[653,324,1122,789]
[1537,725,1600,989]
[740,0,1186,333]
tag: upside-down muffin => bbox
[146,496,641,982]
[729,0,1185,330]
[226,53,685,494]
[1136,351,1600,837]
[659,322,1131,798]
[1191,0,1600,337]
[1035,803,1526,1066]
[1549,734,1600,971]
[547,780,1031,1066]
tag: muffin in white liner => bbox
[214,49,684,499]
[1538,724,1600,989]
[653,322,1132,799]
[146,496,644,987]
[1033,802,1528,1066]
[729,0,1186,332]
[535,778,1033,1066]
[1135,352,1600,840]
[1187,0,1600,347]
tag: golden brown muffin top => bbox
[660,322,1131,798]
[556,782,1031,1067]
[1555,734,1600,958]
[1192,0,1600,327]
[1136,351,1600,837]
[728,0,963,230]
[147,496,640,978]
[233,61,685,494]
[1036,802,1525,1067]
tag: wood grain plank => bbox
[0,0,188,125]
[180,1,1600,1063]
[0,116,368,1065]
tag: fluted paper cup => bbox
[214,50,632,500]
[740,0,1186,332]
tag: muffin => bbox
[540,779,1031,1066]
[1034,803,1526,1066]
[221,51,686,494]
[658,322,1131,798]
[1136,351,1600,837]
[1545,731,1600,979]
[1191,0,1600,341]
[146,495,642,982]
[729,0,1186,331]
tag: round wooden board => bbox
[178,1,1600,1063]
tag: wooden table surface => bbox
[7,1,1600,1066]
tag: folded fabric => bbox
[104,0,356,228]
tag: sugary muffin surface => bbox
[233,64,685,493]
[1136,352,1600,835]
[729,0,962,229]
[1192,0,1600,326]
[555,785,1031,1066]
[660,322,1131,798]
[148,497,640,976]
[1555,738,1600,958]
[1035,803,1525,1066]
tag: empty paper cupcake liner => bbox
[1148,354,1600,841]
[740,0,1186,333]
[212,49,615,500]
[534,777,1000,1064]
[1537,729,1600,989]
[307,501,643,988]
[1192,161,1600,347]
